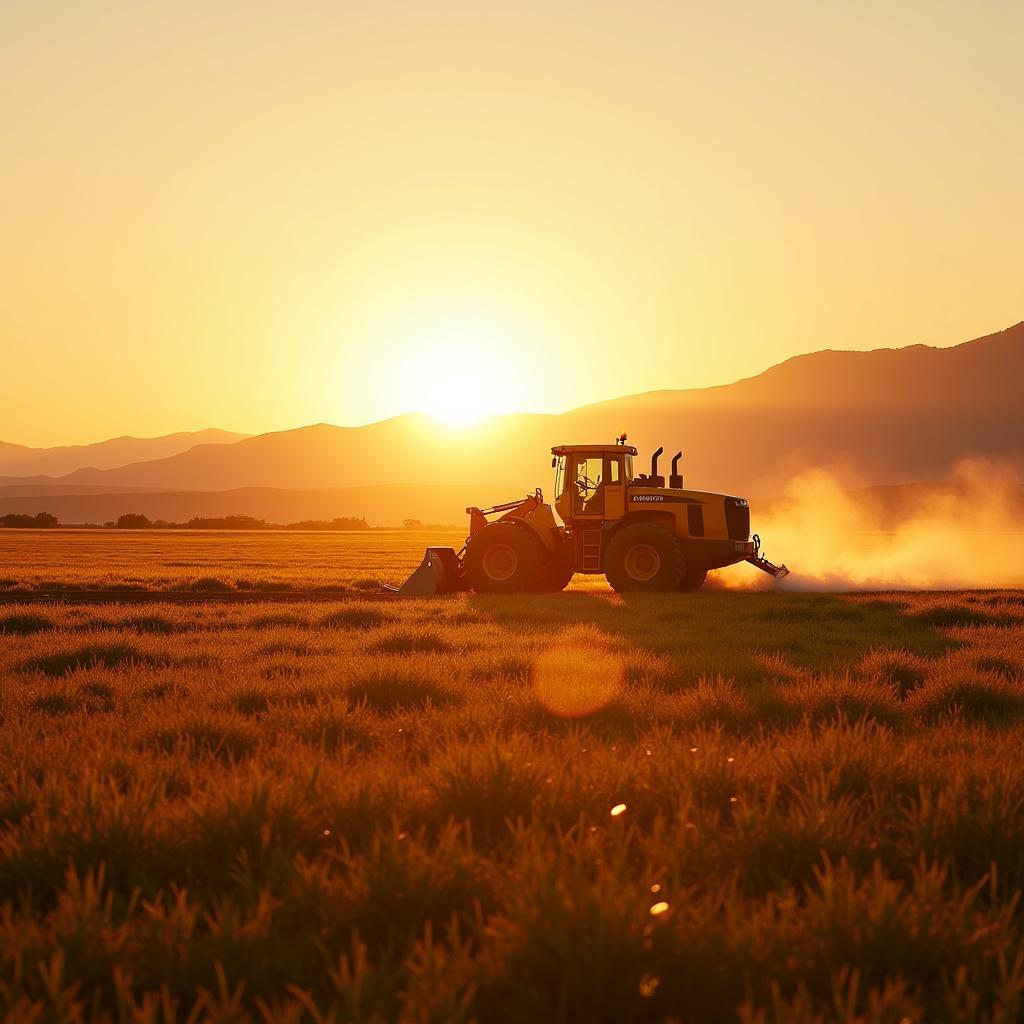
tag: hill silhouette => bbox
[563,320,1024,494]
[0,321,1021,524]
[0,428,248,479]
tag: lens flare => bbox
[533,632,622,718]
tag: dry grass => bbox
[3,536,1024,1019]
[0,527,466,592]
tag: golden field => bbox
[0,529,467,593]
[2,532,1024,1020]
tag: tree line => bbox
[0,512,371,530]
[0,513,59,528]
[1,513,452,530]
[106,514,371,530]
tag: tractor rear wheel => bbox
[605,523,685,593]
[465,522,546,594]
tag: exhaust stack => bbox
[649,446,665,487]
[669,451,683,489]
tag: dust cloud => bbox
[712,459,1024,591]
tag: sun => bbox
[393,314,526,427]
[420,351,496,426]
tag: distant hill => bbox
[0,321,1021,523]
[0,429,248,478]
[562,320,1024,497]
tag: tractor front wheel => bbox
[465,522,546,594]
[604,523,685,593]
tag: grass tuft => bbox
[975,655,1023,680]
[319,606,392,630]
[913,605,998,628]
[345,666,456,711]
[20,643,161,677]
[79,680,114,701]
[181,576,233,592]
[249,612,311,629]
[672,676,756,732]
[366,627,451,655]
[257,640,315,658]
[229,685,273,715]
[295,703,376,752]
[858,647,928,696]
[785,673,903,728]
[29,692,79,714]
[147,715,259,760]
[0,613,53,635]
[906,671,1024,726]
[139,680,187,701]
[123,614,179,634]
[353,577,383,590]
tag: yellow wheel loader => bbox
[390,436,789,595]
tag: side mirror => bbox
[551,457,557,467]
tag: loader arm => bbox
[466,490,543,534]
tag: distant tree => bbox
[333,517,370,530]
[90,513,373,531]
[0,512,58,528]
[116,513,152,529]
[403,518,424,530]
[284,517,370,531]
[186,515,269,530]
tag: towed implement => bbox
[389,436,789,596]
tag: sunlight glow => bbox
[388,313,530,427]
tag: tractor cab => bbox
[551,440,637,525]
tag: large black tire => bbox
[537,532,575,592]
[465,522,547,594]
[679,567,708,592]
[604,523,685,593]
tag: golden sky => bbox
[3,1,1022,446]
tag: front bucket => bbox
[386,547,465,596]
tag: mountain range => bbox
[0,428,248,479]
[1,321,1021,525]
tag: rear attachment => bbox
[746,534,790,581]
[383,547,467,596]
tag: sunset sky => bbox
[3,1,1022,447]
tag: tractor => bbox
[390,436,789,595]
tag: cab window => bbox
[574,457,604,514]
[553,455,566,498]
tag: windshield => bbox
[553,455,566,498]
